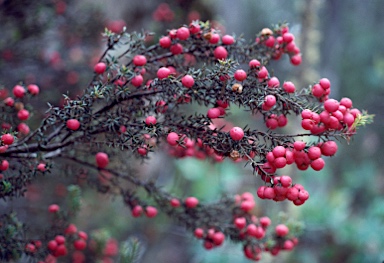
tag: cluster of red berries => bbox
[194,227,226,250]
[257,26,302,66]
[257,176,309,206]
[131,204,158,218]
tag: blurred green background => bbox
[1,0,383,262]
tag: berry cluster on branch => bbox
[0,20,372,262]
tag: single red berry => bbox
[27,84,40,95]
[66,119,80,131]
[340,97,352,108]
[17,123,30,135]
[133,55,147,66]
[209,33,220,44]
[47,240,58,251]
[55,235,66,245]
[212,231,225,246]
[37,163,46,172]
[0,160,9,171]
[275,224,289,237]
[207,108,221,119]
[319,78,331,89]
[65,224,77,235]
[263,187,276,199]
[229,127,244,141]
[73,239,87,250]
[264,95,276,108]
[1,134,14,145]
[132,205,143,217]
[48,204,60,213]
[159,36,171,48]
[13,85,26,98]
[137,147,147,156]
[167,132,179,146]
[290,54,302,65]
[310,157,325,171]
[267,77,280,88]
[78,231,88,240]
[131,75,144,87]
[249,59,261,68]
[185,196,199,208]
[194,228,204,238]
[272,146,286,158]
[170,198,181,207]
[282,32,295,43]
[145,116,157,126]
[307,146,322,160]
[181,75,195,88]
[283,81,295,93]
[170,43,183,55]
[95,152,109,168]
[311,84,324,98]
[234,217,246,229]
[157,67,171,79]
[324,99,340,113]
[280,175,292,187]
[94,62,107,74]
[234,69,247,81]
[213,46,228,60]
[258,66,268,79]
[176,26,190,40]
[321,140,338,156]
[145,206,158,218]
[55,244,68,257]
[189,22,200,34]
[17,109,29,120]
[259,216,271,228]
[222,35,235,45]
[4,97,14,107]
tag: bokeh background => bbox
[1,0,383,262]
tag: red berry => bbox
[78,231,88,240]
[234,217,246,229]
[17,109,29,120]
[181,75,195,88]
[340,97,352,108]
[167,132,179,146]
[95,152,109,168]
[17,123,30,135]
[145,206,158,218]
[133,55,147,66]
[212,231,225,246]
[13,85,26,98]
[310,157,325,171]
[176,27,190,40]
[307,146,321,160]
[55,235,66,245]
[240,200,255,212]
[66,119,80,131]
[283,81,295,93]
[37,163,46,172]
[266,117,278,129]
[286,187,299,201]
[280,175,292,187]
[48,204,60,213]
[222,35,235,45]
[264,95,276,108]
[312,84,324,98]
[290,54,302,65]
[272,146,286,158]
[259,217,271,228]
[55,244,68,257]
[282,32,295,43]
[27,84,39,95]
[159,36,171,48]
[94,62,107,74]
[185,196,199,208]
[267,77,280,88]
[234,69,247,81]
[132,205,143,217]
[157,67,171,79]
[145,116,157,126]
[47,240,58,251]
[131,75,143,87]
[170,198,180,207]
[319,78,331,89]
[249,59,261,68]
[1,134,14,145]
[65,223,77,235]
[321,140,338,156]
[4,97,14,107]
[207,108,221,119]
[263,187,276,199]
[189,22,200,34]
[0,160,9,171]
[258,66,268,79]
[209,33,220,44]
[229,127,244,141]
[213,46,228,60]
[324,99,340,113]
[194,228,204,238]
[137,147,147,156]
[275,224,289,237]
[170,43,183,55]
[73,239,87,250]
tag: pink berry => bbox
[95,152,109,168]
[266,117,278,129]
[324,99,340,113]
[13,85,26,98]
[94,62,107,74]
[170,43,183,55]
[73,239,87,251]
[283,81,295,93]
[137,147,147,156]
[267,77,280,88]
[290,54,302,65]
[133,55,147,66]
[319,78,331,89]
[132,205,143,217]
[145,206,158,218]
[258,66,268,79]
[1,134,14,145]
[259,216,271,228]
[209,33,220,44]
[131,75,143,87]
[167,132,179,146]
[37,163,46,172]
[234,217,246,229]
[27,84,39,95]
[275,224,289,237]
[310,157,325,171]
[0,160,9,171]
[159,36,171,48]
[272,146,286,158]
[312,84,324,98]
[66,119,81,131]
[145,116,157,125]
[214,46,228,60]
[307,146,321,160]
[17,109,29,120]
[181,75,195,88]
[234,69,247,81]
[207,108,221,119]
[176,26,190,40]
[157,67,171,79]
[249,59,261,68]
[264,95,276,108]
[170,198,181,207]
[280,175,292,187]
[229,127,244,141]
[222,35,235,45]
[282,32,295,43]
[48,204,60,213]
[340,97,352,108]
[194,228,204,238]
[185,196,199,208]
